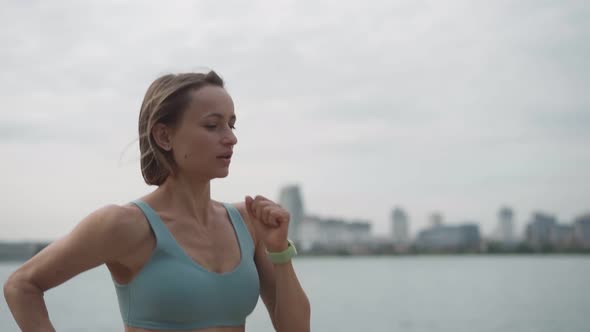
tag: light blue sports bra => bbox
[112,199,260,330]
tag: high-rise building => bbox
[525,212,557,249]
[550,224,574,249]
[416,223,481,251]
[497,206,515,244]
[278,184,305,243]
[298,215,373,252]
[429,212,443,228]
[573,214,590,249]
[391,207,410,245]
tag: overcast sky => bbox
[1,0,588,241]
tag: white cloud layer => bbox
[1,0,589,240]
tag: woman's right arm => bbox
[3,204,140,332]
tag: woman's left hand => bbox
[245,195,290,252]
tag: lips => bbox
[217,152,233,159]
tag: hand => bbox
[245,195,290,252]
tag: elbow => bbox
[3,270,36,304]
[295,295,312,332]
[302,299,311,332]
[278,299,311,332]
[3,272,19,304]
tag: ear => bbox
[151,123,173,151]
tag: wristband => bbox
[267,239,298,264]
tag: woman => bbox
[3,71,311,332]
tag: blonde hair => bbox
[138,71,224,185]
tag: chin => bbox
[214,169,230,179]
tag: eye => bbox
[205,124,236,130]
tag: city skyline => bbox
[286,184,589,241]
[274,184,590,253]
[0,179,588,241]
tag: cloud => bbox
[1,0,589,239]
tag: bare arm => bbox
[236,203,311,332]
[255,241,311,332]
[2,205,140,332]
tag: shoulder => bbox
[229,201,258,246]
[86,204,147,234]
[5,204,151,290]
[81,203,152,253]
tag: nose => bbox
[222,129,238,146]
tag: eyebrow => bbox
[203,113,236,121]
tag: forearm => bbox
[3,278,56,332]
[272,261,311,332]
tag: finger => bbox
[249,195,270,221]
[263,206,277,226]
[254,195,270,203]
[246,196,259,222]
[252,199,264,221]
[252,199,272,221]
[268,210,281,227]
[261,205,271,225]
[277,210,289,224]
[252,196,278,216]
[260,201,275,226]
[245,195,255,217]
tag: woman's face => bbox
[170,85,238,180]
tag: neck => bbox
[155,173,215,226]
